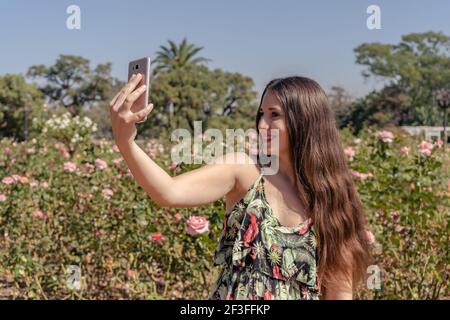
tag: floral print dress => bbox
[209,169,321,300]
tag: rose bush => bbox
[0,122,448,299]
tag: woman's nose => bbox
[258,117,269,130]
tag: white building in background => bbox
[400,126,449,142]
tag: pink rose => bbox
[150,233,165,245]
[32,209,47,220]
[95,158,108,170]
[0,194,7,202]
[418,140,433,151]
[2,176,15,185]
[378,131,394,143]
[112,158,123,166]
[418,140,433,157]
[365,230,375,245]
[186,215,210,236]
[63,161,77,172]
[102,188,114,199]
[399,146,410,155]
[112,144,120,153]
[350,170,374,180]
[344,146,355,159]
[174,213,182,221]
[419,148,432,157]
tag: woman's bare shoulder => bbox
[213,151,261,203]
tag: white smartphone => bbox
[128,57,151,117]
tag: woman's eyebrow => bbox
[261,105,281,111]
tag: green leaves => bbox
[354,31,450,127]
[26,55,121,117]
[0,124,448,299]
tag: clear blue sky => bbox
[1,0,449,98]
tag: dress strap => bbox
[239,170,264,224]
[247,167,264,192]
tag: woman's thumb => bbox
[136,104,153,122]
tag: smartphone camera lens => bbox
[135,64,139,70]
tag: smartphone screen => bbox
[128,57,151,115]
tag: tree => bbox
[341,86,413,133]
[152,38,211,76]
[27,55,123,117]
[354,31,450,125]
[0,74,44,141]
[145,64,257,138]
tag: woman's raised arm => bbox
[109,72,251,208]
[118,143,246,208]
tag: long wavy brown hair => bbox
[255,76,372,295]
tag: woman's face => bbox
[257,90,290,157]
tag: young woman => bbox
[109,73,372,300]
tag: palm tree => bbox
[152,38,211,75]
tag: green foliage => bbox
[0,125,448,299]
[0,74,44,141]
[27,55,123,117]
[339,87,413,132]
[354,31,450,125]
[0,135,225,299]
[342,128,449,299]
[152,37,211,75]
[145,64,257,139]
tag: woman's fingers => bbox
[122,84,147,110]
[127,103,154,123]
[109,90,121,108]
[111,73,143,112]
[135,115,148,124]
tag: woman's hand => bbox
[109,73,154,148]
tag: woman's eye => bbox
[271,112,279,117]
